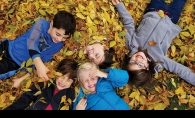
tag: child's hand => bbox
[89,69,108,78]
[36,64,49,81]
[112,0,120,6]
[76,98,87,110]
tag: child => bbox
[111,0,194,88]
[0,10,76,87]
[73,61,130,110]
[3,59,78,110]
[84,42,115,69]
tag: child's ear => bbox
[103,44,109,50]
[50,21,53,28]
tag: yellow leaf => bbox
[173,38,184,46]
[0,20,4,25]
[104,11,111,23]
[0,103,6,107]
[171,45,176,53]
[26,58,33,67]
[61,95,66,103]
[65,51,74,56]
[171,78,176,88]
[20,61,26,68]
[158,10,165,18]
[67,98,72,104]
[0,93,6,104]
[39,9,46,16]
[148,41,157,46]
[139,95,146,105]
[9,96,16,101]
[109,41,116,48]
[60,105,69,110]
[153,103,167,110]
[180,32,191,37]
[49,79,54,84]
[79,49,84,58]
[22,89,32,92]
[189,95,195,104]
[57,4,64,9]
[54,72,63,77]
[33,91,42,96]
[76,13,85,20]
[26,79,32,89]
[26,67,32,73]
[129,91,138,98]
[175,87,186,95]
[188,24,195,34]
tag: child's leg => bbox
[166,0,187,24]
[145,0,166,14]
[0,42,20,74]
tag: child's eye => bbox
[56,33,60,36]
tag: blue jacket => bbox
[73,68,130,110]
[0,18,64,79]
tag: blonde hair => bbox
[77,62,99,82]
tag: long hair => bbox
[99,47,115,69]
[122,46,163,88]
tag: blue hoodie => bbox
[73,68,130,110]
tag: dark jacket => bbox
[4,82,75,110]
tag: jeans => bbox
[0,39,20,74]
[145,0,187,24]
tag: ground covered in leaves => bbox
[0,0,195,110]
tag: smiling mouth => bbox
[136,55,143,59]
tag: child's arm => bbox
[89,68,129,88]
[33,57,49,81]
[112,1,135,36]
[104,68,129,88]
[163,57,195,86]
[3,83,39,110]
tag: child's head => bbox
[122,47,161,88]
[55,59,78,90]
[85,42,115,69]
[48,10,76,43]
[77,62,99,93]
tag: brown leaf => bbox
[148,41,157,46]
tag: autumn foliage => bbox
[0,0,195,110]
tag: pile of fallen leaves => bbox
[0,0,195,110]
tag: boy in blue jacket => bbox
[73,62,130,110]
[0,10,76,88]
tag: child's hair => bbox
[99,47,115,69]
[56,59,78,86]
[53,10,76,37]
[77,62,98,82]
[122,46,163,89]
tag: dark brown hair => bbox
[99,47,115,69]
[53,10,76,37]
[56,59,78,87]
[122,46,163,89]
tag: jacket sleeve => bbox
[115,2,135,50]
[104,68,129,88]
[163,57,195,86]
[72,87,83,110]
[27,18,45,61]
[3,83,40,110]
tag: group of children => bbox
[1,0,192,110]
